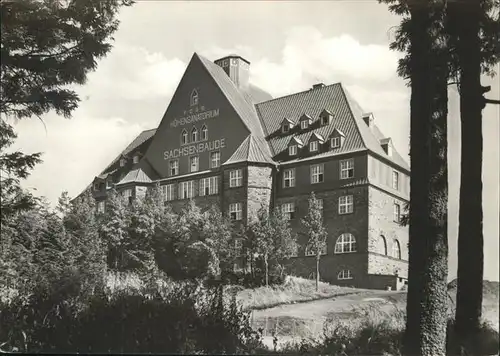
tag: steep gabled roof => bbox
[196,54,274,164]
[223,135,275,165]
[116,168,153,186]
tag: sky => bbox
[8,1,499,281]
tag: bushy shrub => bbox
[0,278,266,354]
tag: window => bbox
[229,169,243,187]
[106,180,113,189]
[199,176,219,196]
[331,137,340,148]
[94,182,101,191]
[316,198,324,212]
[392,239,401,259]
[310,164,324,184]
[340,159,354,179]
[289,145,297,156]
[378,235,388,255]
[162,184,175,201]
[305,244,327,256]
[392,171,399,190]
[334,233,357,254]
[229,203,243,221]
[97,201,105,214]
[282,124,290,133]
[281,202,295,220]
[190,89,198,106]
[321,115,330,126]
[337,269,353,280]
[179,181,194,199]
[309,141,318,152]
[120,158,126,167]
[338,195,354,214]
[170,160,179,176]
[190,156,199,172]
[283,169,295,188]
[393,203,401,222]
[133,155,140,164]
[201,125,208,141]
[210,151,220,168]
[181,130,188,145]
[122,189,133,199]
[301,120,309,130]
[191,127,198,142]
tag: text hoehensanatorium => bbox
[164,139,226,160]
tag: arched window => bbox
[334,233,357,254]
[201,125,208,141]
[181,129,188,145]
[190,89,198,106]
[378,235,388,255]
[392,239,401,259]
[337,269,353,280]
[191,127,198,142]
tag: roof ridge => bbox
[257,82,342,106]
[339,83,368,150]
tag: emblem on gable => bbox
[190,89,199,107]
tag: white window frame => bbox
[289,145,297,156]
[190,89,198,107]
[229,202,243,221]
[106,180,113,189]
[229,169,243,188]
[162,184,175,201]
[191,127,198,142]
[283,169,295,188]
[120,158,126,167]
[393,202,401,223]
[181,129,188,145]
[301,120,309,130]
[122,189,133,199]
[305,244,327,257]
[281,202,295,220]
[392,171,399,190]
[331,137,340,148]
[210,151,220,168]
[199,176,219,196]
[190,156,199,173]
[310,164,324,184]
[179,181,194,199]
[316,198,324,212]
[338,195,354,215]
[334,233,357,254]
[133,155,140,164]
[338,269,353,280]
[170,159,179,176]
[340,159,354,179]
[201,125,208,141]
[309,141,318,152]
[392,239,401,259]
[97,201,105,214]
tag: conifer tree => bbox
[301,192,327,292]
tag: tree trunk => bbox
[315,255,320,292]
[453,0,484,342]
[404,3,449,355]
[264,254,269,288]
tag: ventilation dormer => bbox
[299,114,313,130]
[362,112,375,128]
[308,132,325,153]
[380,138,393,156]
[320,109,333,126]
[281,118,294,134]
[133,153,140,164]
[119,156,126,167]
[329,128,345,149]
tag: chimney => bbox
[362,113,374,128]
[312,83,325,90]
[214,54,250,89]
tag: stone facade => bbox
[246,165,273,223]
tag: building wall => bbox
[246,165,273,223]
[367,155,410,200]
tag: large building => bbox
[85,53,410,290]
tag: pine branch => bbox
[484,98,500,105]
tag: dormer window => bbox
[320,109,333,126]
[181,129,188,145]
[191,127,198,142]
[282,124,290,133]
[133,155,140,164]
[309,141,318,152]
[331,137,341,148]
[106,179,113,189]
[301,120,309,130]
[381,138,393,156]
[190,89,198,107]
[201,125,208,140]
[119,158,126,167]
[289,145,297,156]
